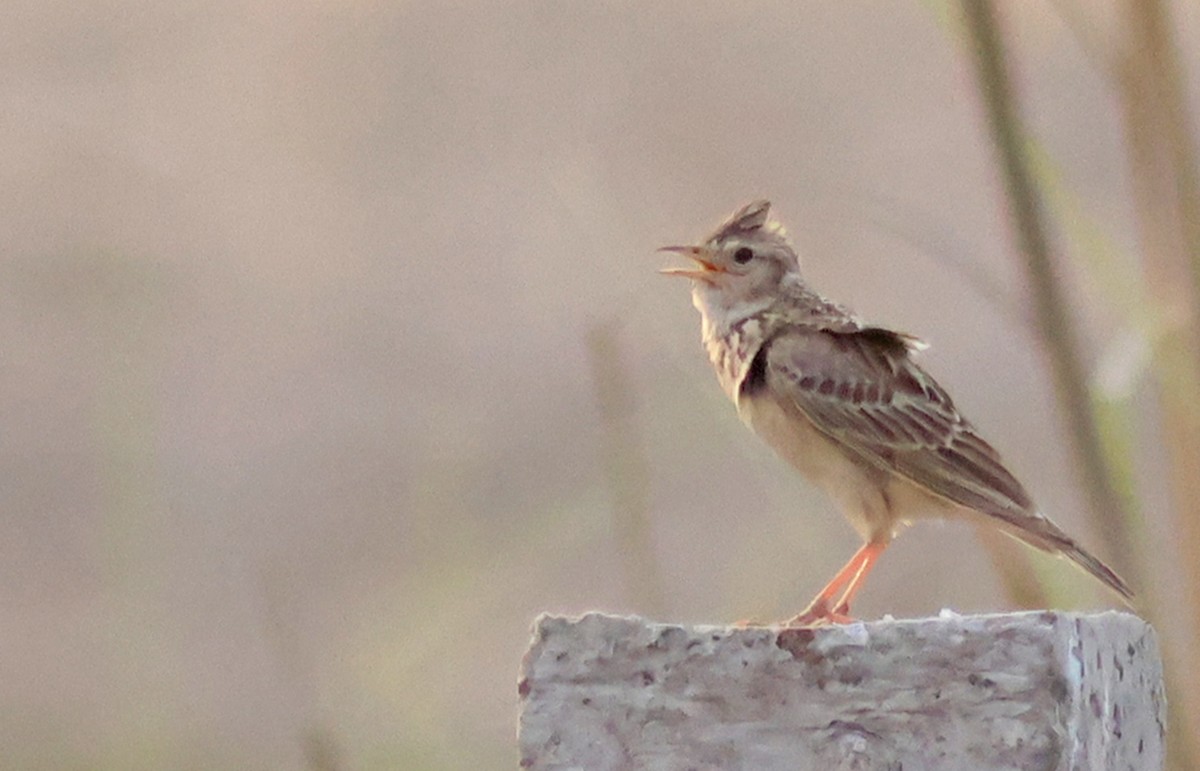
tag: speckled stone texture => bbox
[517,611,1163,771]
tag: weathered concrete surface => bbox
[517,611,1164,771]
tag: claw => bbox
[782,597,856,628]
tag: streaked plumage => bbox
[661,199,1131,624]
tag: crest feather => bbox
[712,199,771,240]
[707,199,792,251]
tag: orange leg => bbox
[784,540,888,627]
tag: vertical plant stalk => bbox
[1118,0,1200,762]
[961,3,1195,767]
[959,0,1140,586]
[587,321,669,618]
[972,525,1050,610]
[1126,1,1200,320]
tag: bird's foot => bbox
[782,598,854,628]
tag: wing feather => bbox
[762,327,1033,517]
[755,325,1132,601]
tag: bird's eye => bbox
[733,247,754,264]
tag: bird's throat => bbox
[701,310,772,404]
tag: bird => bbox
[660,199,1132,626]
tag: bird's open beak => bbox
[658,245,724,282]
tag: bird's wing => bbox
[758,326,1034,518]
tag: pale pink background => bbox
[1,2,1194,767]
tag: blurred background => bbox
[3,1,1198,768]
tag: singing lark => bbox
[661,199,1131,625]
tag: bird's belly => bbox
[738,394,859,486]
[738,392,897,539]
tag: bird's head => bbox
[660,200,800,308]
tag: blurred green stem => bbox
[960,0,1141,586]
[587,321,668,618]
[1124,1,1200,322]
[962,2,1195,767]
[1117,0,1200,764]
[972,525,1050,610]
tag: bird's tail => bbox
[1059,542,1134,604]
[992,510,1134,604]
